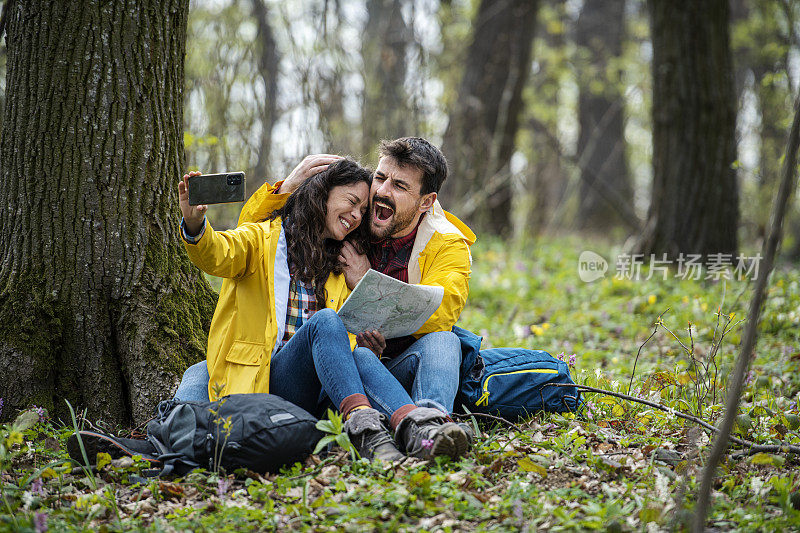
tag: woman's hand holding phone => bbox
[178,171,208,236]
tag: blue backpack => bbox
[453,327,581,419]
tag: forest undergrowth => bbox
[2,236,799,531]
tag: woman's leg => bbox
[351,347,417,425]
[173,361,210,402]
[269,308,405,461]
[269,308,396,416]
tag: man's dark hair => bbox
[379,137,448,195]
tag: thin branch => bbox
[627,310,666,395]
[545,384,800,456]
[692,91,800,532]
[451,412,524,434]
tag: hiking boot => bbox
[67,431,160,466]
[395,407,471,460]
[344,408,404,462]
[457,421,477,444]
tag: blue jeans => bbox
[174,308,415,418]
[384,331,461,414]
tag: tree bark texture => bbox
[635,0,739,258]
[576,0,632,231]
[250,0,280,191]
[361,0,412,157]
[441,0,538,235]
[0,1,217,424]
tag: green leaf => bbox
[316,420,336,434]
[313,435,335,455]
[13,410,39,432]
[96,452,112,470]
[517,458,547,477]
[334,432,352,451]
[750,453,785,466]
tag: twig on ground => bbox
[451,412,524,434]
[545,383,800,456]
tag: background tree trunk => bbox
[635,0,739,258]
[526,0,567,235]
[441,0,538,235]
[0,1,216,424]
[361,0,411,157]
[249,0,281,191]
[575,0,631,231]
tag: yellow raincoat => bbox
[237,180,476,336]
[183,217,352,400]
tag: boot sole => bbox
[430,423,470,460]
[67,431,161,466]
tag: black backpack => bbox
[146,393,323,475]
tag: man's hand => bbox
[277,154,344,194]
[178,171,207,236]
[357,329,386,357]
[339,241,371,290]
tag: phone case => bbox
[187,172,246,206]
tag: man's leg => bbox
[174,361,210,402]
[384,331,461,414]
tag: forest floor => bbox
[2,236,800,531]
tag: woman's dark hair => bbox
[269,159,372,307]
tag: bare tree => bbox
[361,0,412,156]
[441,0,539,235]
[249,0,281,191]
[0,0,216,424]
[635,0,738,258]
[575,0,631,230]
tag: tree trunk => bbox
[441,0,538,236]
[635,0,738,259]
[576,0,631,231]
[250,0,280,191]
[0,1,216,424]
[361,0,411,157]
[526,0,567,235]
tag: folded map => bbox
[337,269,444,338]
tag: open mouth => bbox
[373,200,394,223]
[339,217,352,231]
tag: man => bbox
[174,137,476,453]
[241,138,475,419]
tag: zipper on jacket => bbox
[475,368,558,407]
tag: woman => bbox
[176,159,469,461]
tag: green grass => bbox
[3,236,800,531]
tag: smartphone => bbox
[187,172,246,206]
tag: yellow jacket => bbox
[183,217,352,400]
[238,181,477,336]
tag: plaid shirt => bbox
[277,276,318,351]
[367,217,422,283]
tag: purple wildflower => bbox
[568,353,577,367]
[744,370,755,386]
[216,478,231,498]
[0,398,3,418]
[34,512,47,533]
[31,406,46,420]
[31,478,45,496]
[421,439,434,450]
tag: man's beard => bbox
[370,200,420,240]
